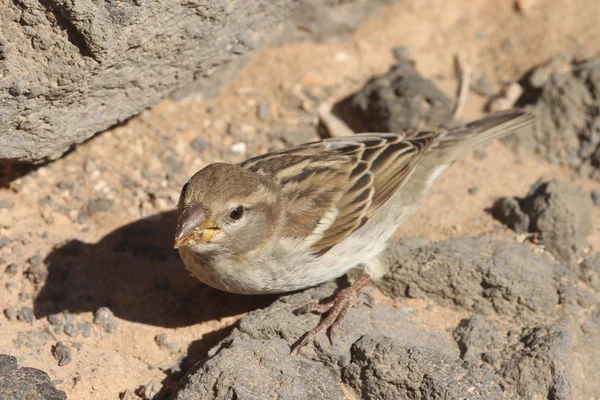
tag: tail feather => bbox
[436,108,535,157]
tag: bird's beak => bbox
[174,205,220,248]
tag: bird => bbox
[173,109,535,353]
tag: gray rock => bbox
[493,179,594,264]
[506,57,600,179]
[332,56,453,133]
[155,333,178,353]
[17,307,35,324]
[3,307,17,321]
[52,342,72,367]
[379,236,572,319]
[493,196,530,233]
[278,0,396,44]
[0,354,66,399]
[579,253,600,291]
[4,263,18,276]
[521,179,593,264]
[173,282,459,399]
[190,137,210,154]
[592,190,600,206]
[87,198,115,214]
[498,324,572,400]
[342,336,508,400]
[0,0,297,163]
[172,235,598,399]
[257,102,271,121]
[93,307,118,333]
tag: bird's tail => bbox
[434,108,535,159]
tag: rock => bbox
[493,179,594,264]
[579,253,600,291]
[87,198,115,214]
[0,354,66,399]
[3,307,17,321]
[257,102,271,121]
[17,307,35,324]
[507,57,600,179]
[139,380,162,400]
[379,236,572,318]
[4,263,18,276]
[93,307,118,333]
[173,281,459,399]
[190,137,209,154]
[470,73,496,97]
[592,190,600,206]
[521,179,593,263]
[155,333,178,353]
[278,0,397,44]
[493,196,530,233]
[498,324,572,399]
[172,234,598,399]
[528,52,573,88]
[52,342,72,367]
[0,0,297,163]
[342,336,507,400]
[63,323,79,337]
[332,56,453,133]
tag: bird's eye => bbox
[229,206,244,220]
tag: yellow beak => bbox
[174,205,220,248]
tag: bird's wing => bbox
[240,132,436,255]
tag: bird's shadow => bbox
[35,210,276,328]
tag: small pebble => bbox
[139,380,161,400]
[190,137,210,153]
[473,148,488,160]
[64,322,79,337]
[591,191,600,207]
[84,159,97,173]
[231,142,247,154]
[78,322,92,338]
[57,180,74,190]
[18,292,31,301]
[78,209,87,225]
[257,102,271,121]
[0,237,13,248]
[52,342,72,366]
[5,263,18,276]
[28,255,43,266]
[155,333,178,353]
[0,199,14,209]
[17,307,35,323]
[94,307,118,333]
[48,313,64,326]
[467,186,480,195]
[4,307,18,321]
[88,198,114,214]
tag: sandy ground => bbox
[1,0,599,398]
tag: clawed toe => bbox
[291,275,372,355]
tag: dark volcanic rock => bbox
[379,236,573,318]
[509,56,600,179]
[332,55,454,133]
[0,354,66,399]
[493,179,593,264]
[0,0,297,163]
[172,236,598,400]
[342,336,508,400]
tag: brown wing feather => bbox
[240,132,436,254]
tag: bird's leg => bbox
[292,274,372,355]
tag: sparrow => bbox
[174,109,534,353]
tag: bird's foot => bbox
[291,274,372,355]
